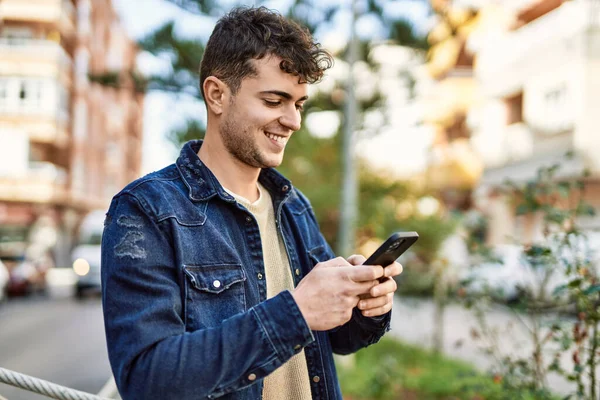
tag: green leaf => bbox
[553,284,568,295]
[568,279,583,289]
[583,285,600,295]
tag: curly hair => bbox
[199,6,333,100]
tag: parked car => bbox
[72,210,105,298]
[459,233,600,303]
[3,253,51,297]
[0,258,8,302]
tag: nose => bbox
[279,105,302,132]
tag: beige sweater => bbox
[226,183,312,400]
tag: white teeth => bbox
[266,133,287,144]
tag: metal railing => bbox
[0,367,119,400]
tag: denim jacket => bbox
[101,140,391,400]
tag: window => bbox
[0,77,59,115]
[505,92,523,125]
[19,80,42,111]
[0,80,8,111]
[0,27,34,44]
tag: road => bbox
[0,294,112,400]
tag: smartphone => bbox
[363,231,419,267]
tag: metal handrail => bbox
[0,367,118,400]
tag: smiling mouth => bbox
[265,132,289,145]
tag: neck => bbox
[198,133,261,202]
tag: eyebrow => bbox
[259,90,308,102]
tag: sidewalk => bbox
[389,296,575,395]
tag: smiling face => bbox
[218,56,308,169]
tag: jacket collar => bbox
[175,140,294,203]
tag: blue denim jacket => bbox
[101,140,391,400]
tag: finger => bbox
[361,300,393,317]
[383,262,403,278]
[347,254,367,266]
[347,265,384,282]
[322,256,352,268]
[347,279,379,296]
[370,277,397,298]
[357,293,392,310]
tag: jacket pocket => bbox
[183,264,247,330]
[308,245,330,266]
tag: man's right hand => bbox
[291,257,384,331]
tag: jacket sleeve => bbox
[101,193,314,400]
[296,191,391,355]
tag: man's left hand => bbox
[346,254,403,317]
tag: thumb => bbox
[347,254,367,266]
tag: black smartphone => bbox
[363,231,419,267]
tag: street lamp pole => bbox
[338,0,359,257]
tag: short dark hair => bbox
[199,6,333,100]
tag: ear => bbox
[203,76,228,115]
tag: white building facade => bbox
[467,0,600,244]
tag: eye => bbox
[295,104,305,112]
[264,100,280,107]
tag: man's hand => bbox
[347,254,403,318]
[291,257,384,331]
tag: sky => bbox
[111,0,434,175]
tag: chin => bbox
[260,154,284,169]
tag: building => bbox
[467,0,600,245]
[0,0,143,269]
[420,1,483,210]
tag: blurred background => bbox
[1,0,600,399]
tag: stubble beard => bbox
[220,111,278,169]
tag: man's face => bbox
[219,56,308,169]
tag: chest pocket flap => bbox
[183,264,246,294]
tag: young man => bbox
[101,6,402,400]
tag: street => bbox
[0,294,112,400]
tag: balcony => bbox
[0,115,69,147]
[0,162,67,204]
[0,0,75,36]
[0,38,72,83]
[474,1,596,96]
[0,76,70,146]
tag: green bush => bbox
[337,337,558,400]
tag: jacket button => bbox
[313,376,320,383]
[248,373,257,381]
[294,344,301,351]
[246,216,252,223]
[282,185,289,192]
[295,269,300,276]
[212,280,221,288]
[257,273,263,280]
